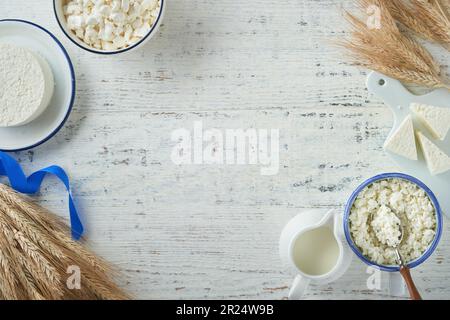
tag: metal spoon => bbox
[370,208,422,300]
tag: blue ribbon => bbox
[0,151,83,240]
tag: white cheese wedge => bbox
[411,103,450,141]
[0,43,54,127]
[417,131,450,175]
[383,115,417,160]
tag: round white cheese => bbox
[0,43,54,127]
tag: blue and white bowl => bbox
[0,19,75,151]
[344,173,443,272]
[53,0,165,55]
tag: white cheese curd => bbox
[0,44,54,127]
[370,205,402,248]
[63,0,161,51]
[417,132,450,176]
[411,103,450,141]
[349,178,437,266]
[383,115,417,161]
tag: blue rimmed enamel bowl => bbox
[0,19,75,152]
[53,0,165,55]
[344,173,443,272]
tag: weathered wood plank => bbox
[1,0,449,299]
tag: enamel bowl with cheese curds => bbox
[53,0,165,54]
[344,173,443,272]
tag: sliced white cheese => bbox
[411,103,450,141]
[383,115,417,160]
[417,131,450,175]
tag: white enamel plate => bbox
[367,71,450,218]
[0,19,75,151]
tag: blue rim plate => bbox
[53,0,165,55]
[0,19,76,152]
[343,173,443,272]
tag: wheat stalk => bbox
[340,0,450,89]
[0,217,37,299]
[382,0,450,50]
[13,230,61,284]
[0,184,69,234]
[20,268,45,300]
[0,184,130,300]
[0,201,66,260]
[16,249,63,299]
[0,247,19,299]
[0,185,103,270]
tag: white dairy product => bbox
[411,103,450,141]
[292,227,339,276]
[349,178,436,266]
[63,0,161,51]
[417,131,450,175]
[0,44,54,127]
[383,115,417,160]
[370,205,402,248]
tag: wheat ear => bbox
[339,0,450,89]
[382,0,450,50]
[0,184,130,300]
[0,244,19,299]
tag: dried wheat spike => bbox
[382,0,450,50]
[340,0,450,89]
[0,184,130,300]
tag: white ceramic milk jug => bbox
[279,209,353,300]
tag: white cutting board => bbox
[367,71,450,218]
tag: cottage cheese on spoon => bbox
[0,44,54,127]
[370,205,402,248]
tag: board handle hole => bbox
[378,79,386,86]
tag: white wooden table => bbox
[2,1,449,299]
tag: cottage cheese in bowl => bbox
[56,0,163,53]
[345,174,441,269]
